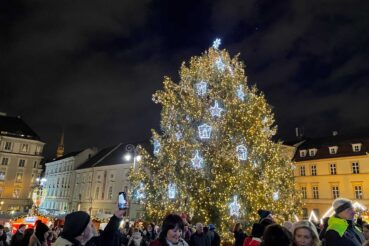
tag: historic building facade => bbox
[40,148,97,214]
[0,113,44,213]
[292,134,369,220]
[72,143,143,220]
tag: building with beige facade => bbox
[72,143,143,220]
[40,147,97,214]
[0,113,44,213]
[291,134,369,221]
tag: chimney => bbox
[332,131,338,136]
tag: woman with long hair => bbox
[150,214,187,246]
[292,220,320,246]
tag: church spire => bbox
[56,130,65,158]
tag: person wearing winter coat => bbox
[11,225,26,246]
[292,220,320,246]
[0,225,9,246]
[53,208,125,246]
[324,198,365,246]
[190,223,210,246]
[150,214,188,246]
[29,222,50,246]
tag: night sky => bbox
[1,0,369,159]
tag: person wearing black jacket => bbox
[53,208,125,246]
[0,225,9,246]
[324,198,365,246]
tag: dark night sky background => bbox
[1,0,369,159]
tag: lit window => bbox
[16,173,23,182]
[108,186,113,200]
[13,188,21,198]
[0,171,5,180]
[21,144,28,152]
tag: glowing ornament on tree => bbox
[191,150,204,169]
[175,131,182,141]
[168,183,177,199]
[134,182,146,200]
[229,195,241,217]
[236,145,248,160]
[273,191,280,201]
[209,100,224,118]
[215,58,226,72]
[198,124,212,139]
[212,38,221,50]
[236,85,245,101]
[195,81,208,96]
[153,140,161,156]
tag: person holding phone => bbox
[54,199,127,246]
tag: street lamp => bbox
[124,144,142,168]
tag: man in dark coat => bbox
[190,223,210,246]
[10,224,25,246]
[208,224,220,246]
[324,198,365,246]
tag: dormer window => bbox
[299,150,307,157]
[352,143,362,152]
[329,146,338,154]
[309,149,317,157]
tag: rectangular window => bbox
[330,164,336,175]
[0,171,5,180]
[302,208,308,219]
[300,150,306,157]
[16,173,23,182]
[332,186,340,199]
[301,187,307,199]
[108,186,113,200]
[352,162,360,174]
[21,144,28,152]
[18,159,25,167]
[309,149,317,156]
[4,142,12,151]
[1,158,8,166]
[354,186,362,199]
[13,188,21,198]
[300,166,306,176]
[95,187,99,199]
[33,161,37,168]
[311,165,317,176]
[312,186,319,199]
[352,144,361,152]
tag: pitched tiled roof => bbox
[0,114,41,140]
[77,140,150,170]
[289,134,369,161]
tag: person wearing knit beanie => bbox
[323,198,365,246]
[53,208,126,246]
[257,209,273,223]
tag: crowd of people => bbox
[0,197,368,246]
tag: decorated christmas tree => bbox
[129,39,302,234]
